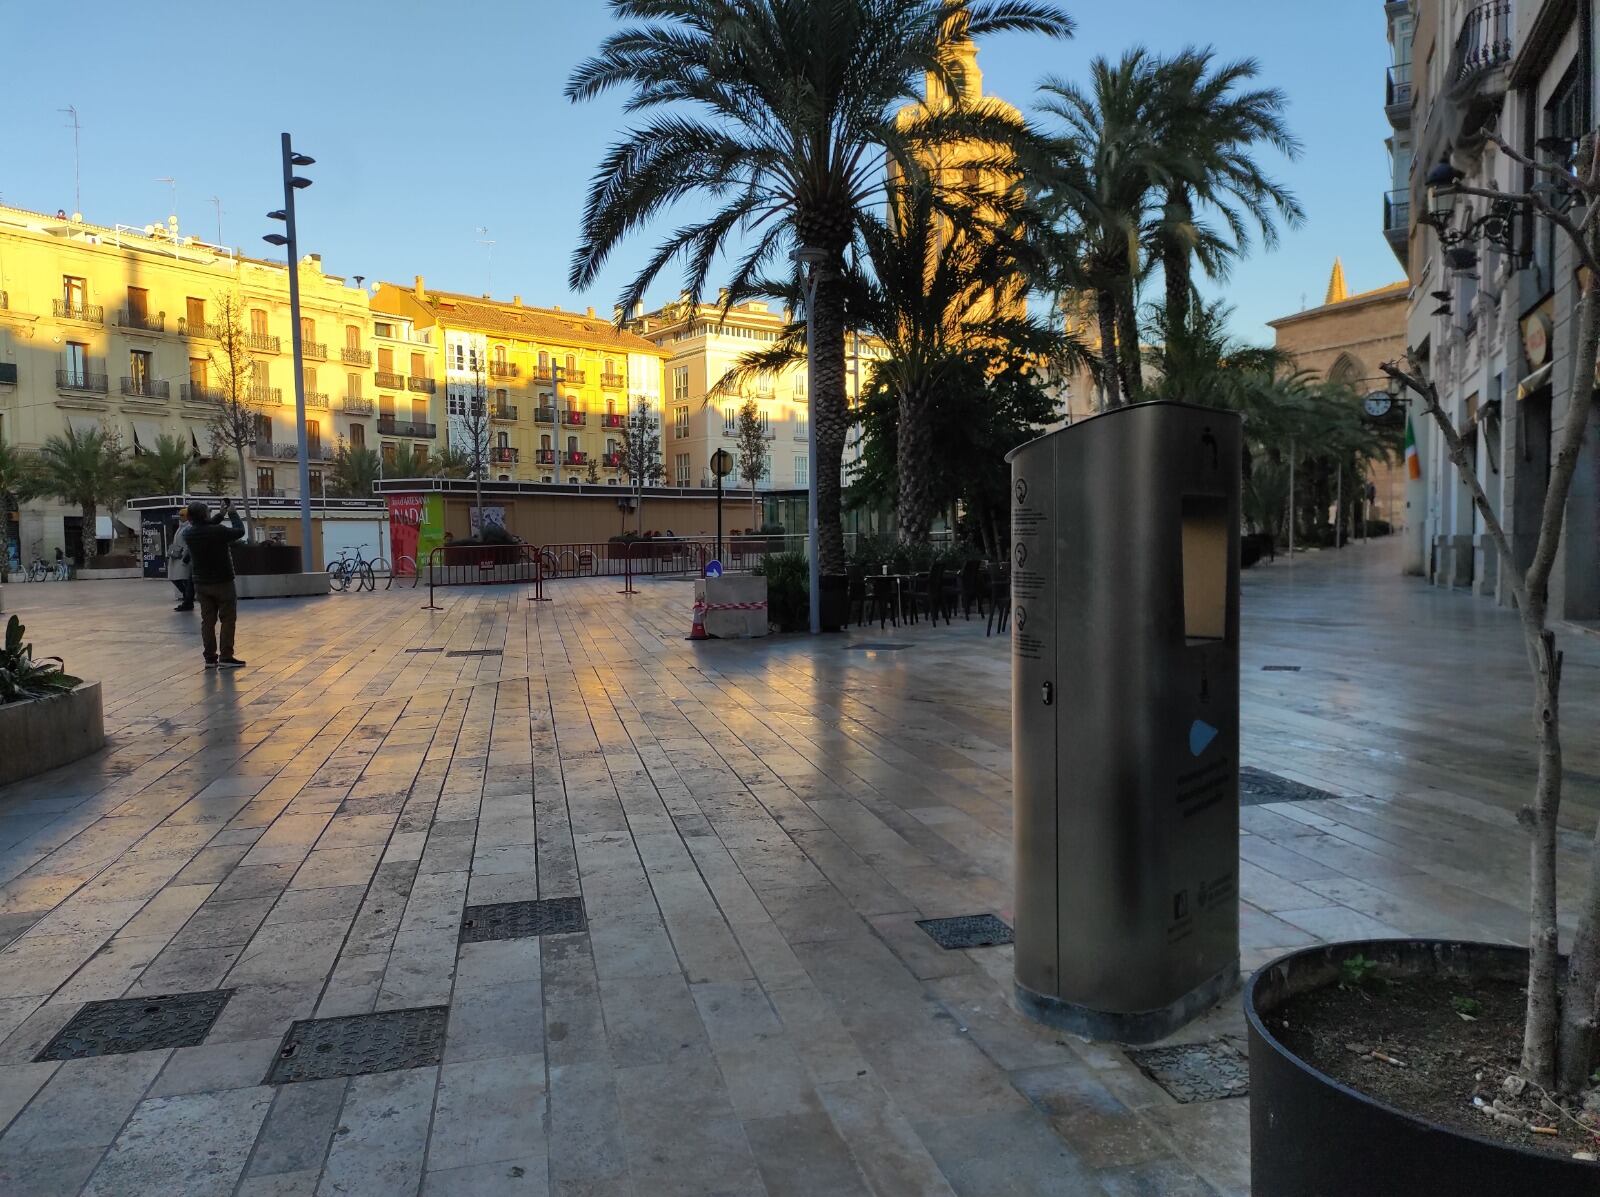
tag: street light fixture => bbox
[263,132,316,573]
[1419,153,1524,270]
[792,245,829,636]
[710,448,733,564]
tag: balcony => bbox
[1385,63,1412,127]
[563,450,587,465]
[54,299,104,323]
[377,415,437,438]
[343,394,374,415]
[536,448,556,465]
[341,347,371,366]
[565,368,587,385]
[603,452,624,468]
[408,375,436,394]
[253,441,334,462]
[534,368,554,384]
[1452,2,1512,87]
[181,382,225,404]
[1383,189,1410,265]
[186,321,219,340]
[303,391,330,410]
[562,409,586,426]
[601,413,625,428]
[489,362,519,379]
[375,370,405,389]
[535,406,556,423]
[56,369,108,393]
[120,377,170,400]
[249,386,283,406]
[599,372,625,389]
[254,488,285,498]
[492,405,518,422]
[301,340,327,361]
[491,447,519,464]
[116,309,166,333]
[244,332,280,353]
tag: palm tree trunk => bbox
[1095,288,1122,409]
[810,270,849,574]
[1117,274,1143,400]
[896,380,936,546]
[0,495,10,583]
[1163,186,1193,332]
[80,503,97,564]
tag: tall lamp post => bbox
[710,448,733,563]
[263,133,316,573]
[793,246,829,635]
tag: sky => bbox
[0,1,1397,345]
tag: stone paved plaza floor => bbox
[0,541,1596,1197]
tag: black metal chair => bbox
[986,561,1010,637]
[867,574,899,628]
[846,565,868,627]
[955,559,982,620]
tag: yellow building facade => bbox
[371,279,665,486]
[0,202,377,561]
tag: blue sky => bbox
[0,2,1395,343]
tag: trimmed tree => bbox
[735,399,767,528]
[619,397,664,534]
[206,291,260,529]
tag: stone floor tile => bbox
[0,1049,169,1152]
[236,1167,322,1196]
[457,937,543,989]
[816,1075,959,1197]
[743,1111,873,1196]
[80,1084,274,1197]
[913,1108,1113,1196]
[444,979,544,1064]
[150,1036,280,1097]
[427,1053,547,1172]
[0,1144,107,1197]
[422,1156,550,1197]
[0,1061,57,1133]
[315,1066,437,1197]
[245,1077,348,1179]
[1094,1158,1222,1197]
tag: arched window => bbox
[565,353,576,374]
[1328,354,1364,387]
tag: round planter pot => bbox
[1247,939,1600,1196]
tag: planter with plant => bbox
[0,615,103,787]
[1249,131,1600,1193]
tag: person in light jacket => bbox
[168,512,195,611]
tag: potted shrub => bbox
[0,615,104,786]
[1249,132,1600,1192]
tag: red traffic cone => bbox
[688,601,709,641]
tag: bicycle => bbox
[328,546,388,593]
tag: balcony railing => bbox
[565,368,587,384]
[341,347,371,366]
[181,382,225,404]
[377,416,437,438]
[408,375,436,393]
[599,372,625,389]
[343,394,374,415]
[254,488,285,498]
[601,413,625,428]
[301,340,327,361]
[1385,63,1412,119]
[1452,1,1513,87]
[117,309,166,333]
[249,386,283,405]
[303,391,330,410]
[56,369,108,393]
[186,321,219,340]
[603,452,624,468]
[254,441,334,462]
[563,450,587,465]
[492,405,518,422]
[536,448,556,464]
[0,291,8,310]
[375,370,405,389]
[244,332,280,353]
[1384,189,1411,236]
[54,299,104,323]
[489,362,519,379]
[491,447,519,464]
[535,406,556,423]
[121,377,170,399]
[562,410,586,425]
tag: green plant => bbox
[0,615,81,704]
[1338,954,1384,991]
[1451,995,1484,1018]
[754,550,809,633]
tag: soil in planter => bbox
[1275,972,1600,1163]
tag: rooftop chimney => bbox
[414,274,425,299]
[513,295,522,307]
[633,301,644,319]
[586,305,595,318]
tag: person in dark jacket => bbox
[184,499,246,668]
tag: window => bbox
[378,347,394,372]
[794,455,808,486]
[793,374,806,397]
[300,316,315,343]
[253,414,272,441]
[567,435,578,454]
[307,419,321,454]
[723,405,737,432]
[414,444,429,466]
[347,372,361,398]
[494,345,506,367]
[64,341,87,383]
[126,286,149,321]
[302,365,317,391]
[605,397,615,415]
[565,353,576,374]
[411,351,426,378]
[761,453,772,481]
[380,395,396,418]
[309,468,323,493]
[540,433,551,450]
[350,423,365,448]
[62,275,86,312]
[374,321,393,338]
[345,324,361,350]
[382,442,397,467]
[250,308,268,336]
[675,452,691,486]
[129,350,152,389]
[190,358,207,387]
[411,399,428,423]
[538,350,550,374]
[496,388,508,405]
[672,365,690,401]
[256,467,276,495]
[497,431,509,449]
[795,414,808,438]
[187,296,206,332]
[674,406,689,438]
[606,438,617,454]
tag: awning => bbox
[188,423,214,454]
[131,420,164,453]
[66,415,102,437]
[1516,363,1553,400]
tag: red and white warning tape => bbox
[695,600,768,612]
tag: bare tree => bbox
[206,291,259,530]
[1381,130,1600,1095]
[619,396,663,534]
[735,398,767,529]
[450,364,492,533]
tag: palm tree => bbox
[0,437,38,582]
[567,0,1074,571]
[128,434,198,497]
[1148,48,1302,331]
[329,443,381,498]
[35,424,128,564]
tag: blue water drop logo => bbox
[1189,720,1219,757]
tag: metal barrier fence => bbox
[422,543,545,609]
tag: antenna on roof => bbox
[210,195,223,245]
[156,176,178,226]
[59,105,82,217]
[475,226,495,296]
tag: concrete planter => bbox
[0,682,105,787]
[75,566,144,581]
[234,572,331,600]
[694,576,769,639]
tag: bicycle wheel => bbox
[328,563,350,592]
[360,561,376,591]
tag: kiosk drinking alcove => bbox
[1008,401,1242,1044]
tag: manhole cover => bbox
[445,649,504,657]
[265,1006,447,1084]
[1261,665,1302,672]
[1126,1041,1248,1103]
[403,647,444,654]
[847,643,913,651]
[459,897,587,944]
[916,914,1014,950]
[36,990,233,1061]
[1240,767,1341,807]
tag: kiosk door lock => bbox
[1041,681,1054,706]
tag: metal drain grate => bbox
[916,913,1014,950]
[847,643,914,651]
[403,647,444,654]
[1240,767,1341,807]
[1261,665,1302,672]
[36,989,233,1061]
[459,897,587,943]
[1126,1041,1248,1103]
[265,1006,448,1084]
[445,649,504,658]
